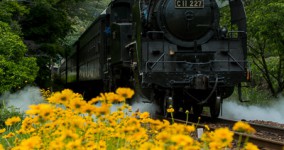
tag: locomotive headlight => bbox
[169,49,175,56]
[220,27,228,38]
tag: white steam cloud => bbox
[221,99,284,124]
[130,94,160,117]
[0,86,44,112]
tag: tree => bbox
[246,0,284,97]
[0,21,39,93]
[0,0,28,34]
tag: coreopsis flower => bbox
[0,128,6,134]
[138,142,157,150]
[88,96,103,105]
[16,136,42,149]
[70,116,86,129]
[209,141,223,150]
[242,142,259,150]
[139,112,150,119]
[81,103,97,114]
[104,92,125,103]
[170,134,194,147]
[185,125,195,133]
[211,127,233,148]
[5,116,21,126]
[48,89,76,105]
[156,131,171,142]
[2,132,15,139]
[85,141,99,149]
[98,140,107,150]
[60,129,79,140]
[49,139,65,150]
[167,107,174,113]
[233,121,256,134]
[115,87,135,99]
[68,98,87,112]
[201,131,214,143]
[96,103,111,116]
[66,139,82,150]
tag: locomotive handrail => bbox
[226,30,246,71]
[146,30,165,70]
[148,53,165,70]
[227,30,246,39]
[227,52,245,71]
[145,60,248,72]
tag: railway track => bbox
[163,117,284,150]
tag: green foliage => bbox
[0,103,23,129]
[21,3,72,43]
[246,0,284,96]
[0,1,28,34]
[0,21,39,93]
[229,86,273,107]
[64,0,111,45]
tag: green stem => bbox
[5,138,11,147]
[243,136,250,148]
[185,113,189,125]
[171,112,174,124]
[237,134,243,149]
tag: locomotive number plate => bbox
[175,0,204,8]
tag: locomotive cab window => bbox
[111,3,132,23]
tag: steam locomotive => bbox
[60,0,249,118]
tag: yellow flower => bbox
[88,96,103,105]
[205,125,210,131]
[105,92,125,103]
[139,112,150,119]
[185,125,195,133]
[233,121,256,134]
[242,142,259,150]
[0,128,6,134]
[209,141,223,150]
[170,134,194,147]
[167,107,174,113]
[116,87,135,99]
[201,131,214,143]
[156,132,171,142]
[47,89,74,105]
[66,139,82,150]
[0,144,4,150]
[98,140,106,150]
[96,103,110,116]
[68,98,87,112]
[49,139,65,150]
[17,136,42,149]
[138,142,157,150]
[5,116,21,126]
[60,129,79,140]
[2,132,15,139]
[212,127,234,148]
[81,103,97,114]
[85,141,99,150]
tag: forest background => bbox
[0,0,283,104]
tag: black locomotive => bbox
[60,0,249,118]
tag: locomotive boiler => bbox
[60,0,250,118]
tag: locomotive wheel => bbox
[210,96,221,118]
